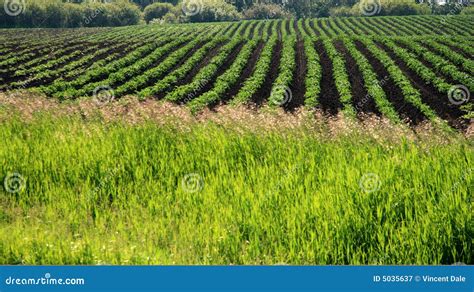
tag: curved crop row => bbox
[71,37,193,98]
[232,37,277,105]
[418,39,474,75]
[357,37,443,127]
[115,38,204,97]
[384,37,474,93]
[268,36,296,106]
[322,38,355,116]
[165,37,243,103]
[138,37,226,98]
[342,37,401,122]
[48,35,175,96]
[188,39,259,113]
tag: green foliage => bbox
[0,111,472,264]
[322,38,356,117]
[143,2,174,23]
[183,0,241,22]
[232,37,277,105]
[188,39,259,113]
[268,36,297,107]
[242,3,292,19]
[0,0,141,28]
[332,0,431,17]
[329,6,354,17]
[460,5,474,14]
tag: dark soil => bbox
[308,20,321,36]
[267,21,274,38]
[334,40,381,117]
[354,40,426,126]
[251,40,282,106]
[277,21,283,39]
[376,41,468,130]
[347,18,370,35]
[257,22,265,37]
[211,41,265,108]
[286,39,306,111]
[314,40,342,115]
[180,42,245,104]
[316,19,331,36]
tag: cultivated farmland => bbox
[0,15,473,265]
[1,15,473,130]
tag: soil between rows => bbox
[354,40,426,126]
[377,41,468,130]
[334,40,381,117]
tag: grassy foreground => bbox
[0,98,472,265]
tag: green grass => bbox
[0,104,472,265]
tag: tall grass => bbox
[0,108,472,265]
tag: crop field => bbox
[1,15,473,130]
[0,15,473,265]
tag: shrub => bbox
[181,0,241,22]
[144,2,174,23]
[352,0,430,16]
[63,3,85,28]
[430,2,465,15]
[329,6,354,17]
[106,1,142,26]
[460,5,474,14]
[0,0,141,28]
[243,3,292,19]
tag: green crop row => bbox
[268,36,296,107]
[188,39,259,113]
[322,38,355,117]
[342,37,401,123]
[115,38,205,97]
[395,38,474,92]
[358,37,447,129]
[232,37,277,105]
[138,37,226,99]
[165,38,243,103]
[303,37,322,108]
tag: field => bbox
[1,16,473,130]
[0,15,473,265]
